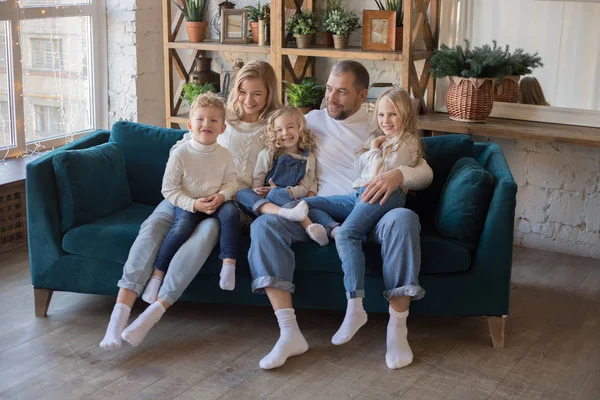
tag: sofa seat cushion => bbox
[109,121,187,206]
[62,203,155,265]
[435,157,494,251]
[53,142,132,233]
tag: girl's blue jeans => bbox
[153,201,240,272]
[236,187,296,217]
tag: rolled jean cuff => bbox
[346,289,365,299]
[384,285,425,301]
[251,276,295,294]
[252,198,270,216]
[325,221,340,235]
[156,292,177,306]
[117,279,145,297]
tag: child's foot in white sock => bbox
[386,306,413,369]
[121,302,166,347]
[141,276,163,304]
[259,308,309,370]
[306,223,329,246]
[331,298,368,345]
[330,226,341,240]
[278,201,308,222]
[99,303,131,350]
[219,263,236,291]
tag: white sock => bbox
[278,200,308,222]
[219,263,236,291]
[306,223,329,246]
[141,276,163,304]
[99,303,131,350]
[330,226,341,240]
[386,307,413,369]
[259,308,309,370]
[121,302,166,347]
[331,298,368,345]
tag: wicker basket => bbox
[0,181,28,254]
[446,76,495,123]
[495,76,520,103]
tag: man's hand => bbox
[361,169,404,205]
[371,135,387,150]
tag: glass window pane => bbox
[1,22,14,150]
[21,16,93,143]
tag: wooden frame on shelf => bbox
[220,9,248,44]
[362,10,396,52]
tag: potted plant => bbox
[245,1,270,44]
[285,78,326,114]
[429,40,510,123]
[375,0,403,51]
[182,82,216,106]
[318,0,346,47]
[325,9,361,50]
[286,10,319,49]
[495,46,543,103]
[175,0,210,43]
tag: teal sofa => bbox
[27,121,517,347]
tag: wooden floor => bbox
[1,247,599,400]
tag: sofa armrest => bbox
[470,143,518,314]
[26,130,110,287]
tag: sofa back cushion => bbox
[53,142,132,232]
[110,121,187,205]
[406,134,474,226]
[435,157,494,251]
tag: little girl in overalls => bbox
[236,106,328,245]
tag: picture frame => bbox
[362,10,396,52]
[220,9,248,44]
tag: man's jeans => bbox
[248,204,425,301]
[304,187,406,298]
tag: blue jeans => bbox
[248,205,425,301]
[236,187,297,217]
[304,187,407,298]
[153,201,240,272]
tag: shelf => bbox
[282,45,403,61]
[417,112,600,148]
[168,40,271,54]
[170,114,189,125]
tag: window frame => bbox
[0,0,107,158]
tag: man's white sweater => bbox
[162,138,237,213]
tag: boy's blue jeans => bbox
[236,187,296,217]
[304,187,407,298]
[153,201,240,272]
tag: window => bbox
[0,0,106,158]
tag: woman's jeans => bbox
[305,187,406,298]
[236,187,297,217]
[117,200,220,305]
[153,201,240,273]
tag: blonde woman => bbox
[236,106,327,245]
[519,76,550,106]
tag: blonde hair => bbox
[262,106,315,155]
[359,88,423,176]
[226,60,282,123]
[190,92,226,121]
[519,76,550,106]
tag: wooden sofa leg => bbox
[34,288,54,318]
[487,316,506,348]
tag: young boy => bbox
[141,92,240,303]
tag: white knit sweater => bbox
[162,139,237,213]
[177,120,266,191]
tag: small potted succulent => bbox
[245,1,270,44]
[285,78,326,114]
[182,82,216,106]
[286,10,319,49]
[429,40,511,123]
[325,9,361,50]
[175,0,210,43]
[495,46,543,103]
[375,0,403,51]
[318,0,346,47]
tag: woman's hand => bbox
[361,169,404,205]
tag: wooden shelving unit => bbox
[162,0,440,128]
